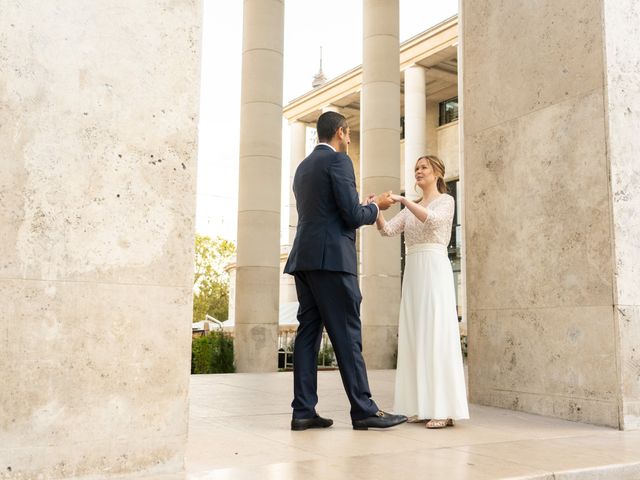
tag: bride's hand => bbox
[389,193,404,204]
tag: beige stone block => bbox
[234,266,280,325]
[436,123,460,179]
[0,1,200,477]
[622,401,640,430]
[363,0,399,39]
[240,49,284,105]
[462,0,604,136]
[404,67,428,196]
[241,0,284,54]
[239,102,283,159]
[237,155,282,212]
[0,436,185,480]
[234,323,279,373]
[360,231,402,276]
[468,306,618,423]
[361,129,402,179]
[360,275,401,327]
[604,4,640,306]
[362,325,399,370]
[360,176,401,200]
[289,122,307,167]
[236,212,281,267]
[465,89,613,310]
[363,35,399,85]
[279,271,298,305]
[616,307,640,400]
[0,279,191,456]
[0,5,199,289]
[361,82,401,132]
[469,388,619,428]
[603,0,640,77]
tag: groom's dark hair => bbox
[317,111,348,142]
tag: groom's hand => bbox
[374,191,394,211]
[362,193,376,206]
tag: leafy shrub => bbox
[191,331,235,374]
[317,343,336,367]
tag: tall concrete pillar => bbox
[403,65,427,200]
[322,105,341,113]
[0,2,201,478]
[288,121,306,245]
[235,0,284,372]
[462,0,640,429]
[360,0,401,369]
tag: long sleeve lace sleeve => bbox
[379,208,408,237]
[424,194,454,227]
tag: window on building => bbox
[439,97,458,126]
[446,180,462,320]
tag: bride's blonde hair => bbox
[414,155,448,201]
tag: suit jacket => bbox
[284,144,378,276]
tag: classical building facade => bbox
[282,16,462,370]
[234,0,640,433]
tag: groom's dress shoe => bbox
[352,411,408,430]
[291,415,334,431]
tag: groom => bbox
[284,111,407,431]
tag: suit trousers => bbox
[291,270,379,421]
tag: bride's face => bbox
[415,159,435,188]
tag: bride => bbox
[376,155,469,429]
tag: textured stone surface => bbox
[360,0,401,369]
[602,0,640,430]
[468,306,619,426]
[0,0,201,477]
[462,0,640,429]
[437,122,459,180]
[462,0,604,136]
[465,89,613,311]
[234,0,284,372]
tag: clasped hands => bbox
[362,191,404,211]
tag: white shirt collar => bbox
[317,143,336,152]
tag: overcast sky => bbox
[196,0,458,242]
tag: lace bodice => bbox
[379,194,455,247]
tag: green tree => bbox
[193,234,236,322]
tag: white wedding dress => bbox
[380,194,469,420]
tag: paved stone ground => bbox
[176,370,640,480]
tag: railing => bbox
[278,328,336,370]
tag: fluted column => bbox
[235,0,284,372]
[360,0,401,368]
[288,121,306,245]
[403,65,427,200]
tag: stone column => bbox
[403,65,427,200]
[462,0,640,429]
[360,0,401,369]
[288,121,306,245]
[322,105,341,113]
[0,2,201,478]
[234,0,284,373]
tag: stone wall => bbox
[462,0,639,428]
[0,0,202,476]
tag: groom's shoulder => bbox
[331,151,353,166]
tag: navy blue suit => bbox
[284,144,379,421]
